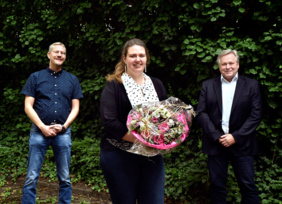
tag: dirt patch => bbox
[0,175,111,203]
[0,176,187,203]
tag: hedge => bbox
[0,0,281,202]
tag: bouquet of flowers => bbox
[126,97,195,156]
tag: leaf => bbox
[276,40,282,46]
[197,52,205,58]
[238,7,245,13]
[190,25,197,30]
[248,69,257,74]
[183,39,189,45]
[193,3,200,9]
[202,56,212,62]
[76,8,83,14]
[264,36,272,41]
[211,17,217,22]
[269,87,280,92]
[115,39,123,45]
[233,0,242,6]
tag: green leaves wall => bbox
[0,0,281,202]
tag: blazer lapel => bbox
[213,76,222,114]
[231,76,245,113]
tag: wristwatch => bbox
[61,125,66,133]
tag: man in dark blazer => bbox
[196,49,262,203]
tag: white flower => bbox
[167,119,175,127]
[152,111,160,118]
[139,121,146,131]
[130,120,137,125]
[165,111,171,118]
[137,108,144,114]
[159,108,171,118]
[149,107,157,112]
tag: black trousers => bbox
[208,153,260,204]
[100,147,165,204]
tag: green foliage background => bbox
[0,0,281,202]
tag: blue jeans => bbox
[208,154,259,204]
[100,147,165,204]
[22,124,72,204]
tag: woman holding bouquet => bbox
[100,38,167,204]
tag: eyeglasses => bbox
[52,51,66,55]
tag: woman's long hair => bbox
[106,38,150,83]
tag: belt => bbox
[44,122,66,133]
[45,122,63,125]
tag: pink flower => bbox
[158,122,169,133]
[154,134,165,144]
[151,117,158,123]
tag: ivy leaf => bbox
[269,87,280,92]
[259,73,267,78]
[202,56,212,62]
[115,39,123,45]
[233,0,242,6]
[238,7,245,13]
[268,101,278,109]
[248,69,257,74]
[190,25,197,30]
[276,40,282,46]
[76,8,83,14]
[211,17,217,22]
[193,3,200,9]
[264,36,272,41]
[183,39,189,45]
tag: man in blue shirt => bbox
[21,42,83,204]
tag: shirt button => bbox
[55,93,57,95]
[55,84,57,86]
[55,111,57,113]
[55,102,57,104]
[55,76,57,78]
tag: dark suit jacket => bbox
[196,75,262,156]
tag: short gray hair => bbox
[48,42,66,53]
[216,49,239,65]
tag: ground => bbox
[0,175,111,204]
[0,176,186,204]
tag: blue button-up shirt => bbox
[21,68,83,124]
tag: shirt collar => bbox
[221,73,238,83]
[47,67,63,75]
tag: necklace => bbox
[137,80,146,96]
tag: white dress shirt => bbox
[221,73,238,134]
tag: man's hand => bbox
[51,124,63,134]
[40,125,59,137]
[42,124,66,137]
[219,134,236,147]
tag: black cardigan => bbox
[100,76,167,149]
